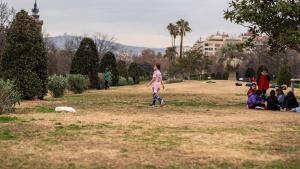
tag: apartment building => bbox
[193,32,268,56]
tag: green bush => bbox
[48,75,68,98]
[216,72,222,80]
[277,65,292,86]
[128,63,142,84]
[118,76,134,86]
[67,74,90,94]
[0,79,21,114]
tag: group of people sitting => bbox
[247,83,299,112]
[246,67,299,112]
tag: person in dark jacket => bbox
[276,88,285,109]
[284,91,299,111]
[267,90,280,111]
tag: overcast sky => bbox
[5,0,246,48]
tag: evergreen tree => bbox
[100,52,119,86]
[277,65,292,86]
[116,60,128,81]
[128,63,141,84]
[0,10,48,99]
[70,38,99,88]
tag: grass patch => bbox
[123,127,182,147]
[0,116,18,123]
[0,130,16,140]
[34,106,55,113]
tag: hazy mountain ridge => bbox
[47,35,165,55]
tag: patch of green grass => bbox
[0,116,18,123]
[34,106,55,113]
[264,159,300,169]
[0,130,16,140]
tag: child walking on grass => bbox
[148,64,165,108]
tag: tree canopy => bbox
[1,10,48,99]
[224,0,300,53]
[70,37,99,88]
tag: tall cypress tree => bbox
[100,52,119,86]
[0,10,48,100]
[70,38,99,88]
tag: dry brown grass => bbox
[0,80,300,169]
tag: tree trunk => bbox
[228,71,236,81]
[180,34,183,58]
[173,36,176,48]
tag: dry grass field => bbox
[0,80,300,169]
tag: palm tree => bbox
[218,43,246,80]
[164,47,178,62]
[176,19,192,58]
[167,23,179,47]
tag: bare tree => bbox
[92,33,117,59]
[0,2,15,55]
[64,35,82,53]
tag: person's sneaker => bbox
[255,106,265,110]
[149,104,155,108]
[160,99,165,107]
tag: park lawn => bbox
[0,80,300,169]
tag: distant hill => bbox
[47,34,165,55]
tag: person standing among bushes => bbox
[267,90,280,111]
[284,91,299,111]
[257,68,271,100]
[148,64,165,108]
[104,68,112,90]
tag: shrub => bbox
[67,74,90,94]
[48,75,68,98]
[216,72,222,80]
[116,60,128,80]
[70,38,99,88]
[118,76,134,86]
[1,10,48,100]
[0,79,21,114]
[128,63,142,84]
[277,65,292,86]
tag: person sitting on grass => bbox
[284,91,299,111]
[276,88,285,109]
[247,83,257,96]
[247,90,266,110]
[267,90,280,111]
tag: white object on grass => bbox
[55,107,76,113]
